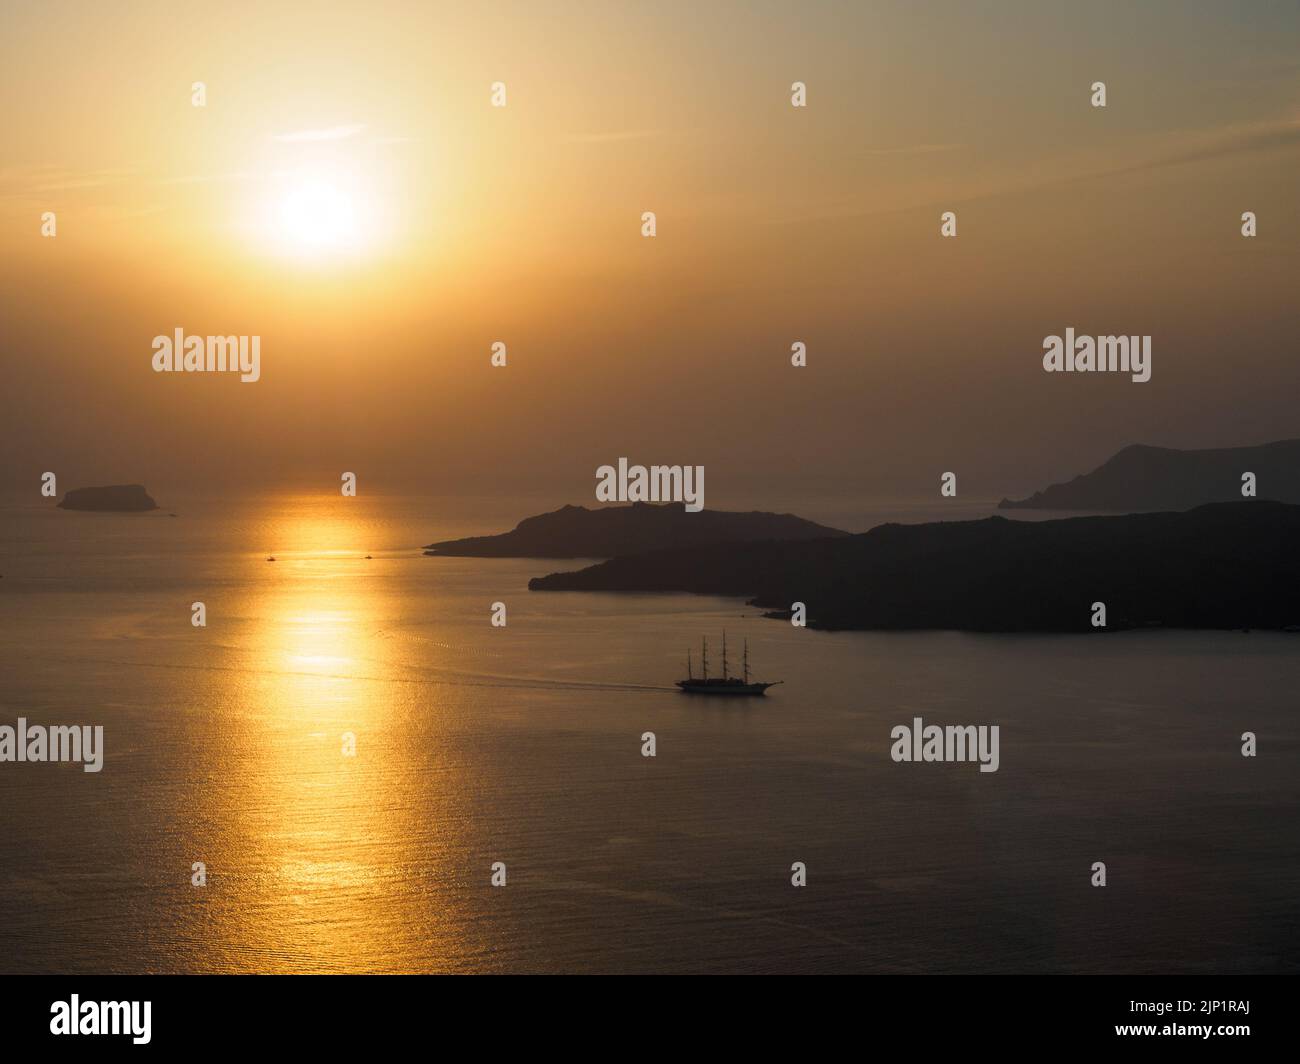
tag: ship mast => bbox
[722,630,728,681]
[686,648,693,680]
[743,639,749,684]
[701,637,708,681]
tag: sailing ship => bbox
[677,632,781,696]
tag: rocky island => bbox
[57,484,159,512]
[425,502,847,559]
[530,501,1300,633]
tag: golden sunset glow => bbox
[4,1,1298,502]
[3,0,1300,991]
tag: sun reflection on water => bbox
[200,496,478,972]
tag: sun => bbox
[278,179,357,250]
[258,169,377,261]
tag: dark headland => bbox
[998,439,1300,511]
[57,484,159,512]
[530,501,1300,633]
[424,502,847,558]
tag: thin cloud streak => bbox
[779,115,1300,226]
[560,130,665,144]
[271,124,367,143]
[863,143,961,156]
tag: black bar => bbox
[0,975,1285,1052]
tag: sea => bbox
[1,492,1297,973]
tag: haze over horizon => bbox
[4,0,1299,503]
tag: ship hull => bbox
[676,681,777,696]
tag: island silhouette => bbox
[530,501,1300,632]
[424,501,847,558]
[999,439,1300,512]
[57,484,159,512]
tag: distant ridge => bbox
[530,501,1300,632]
[424,502,848,559]
[998,439,1300,512]
[57,484,158,512]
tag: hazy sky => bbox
[2,0,1298,507]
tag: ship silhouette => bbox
[677,632,781,696]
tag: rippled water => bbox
[1,494,1297,972]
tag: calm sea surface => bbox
[1,494,1297,973]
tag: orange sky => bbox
[3,0,1299,505]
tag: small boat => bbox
[267,556,276,562]
[677,632,781,696]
